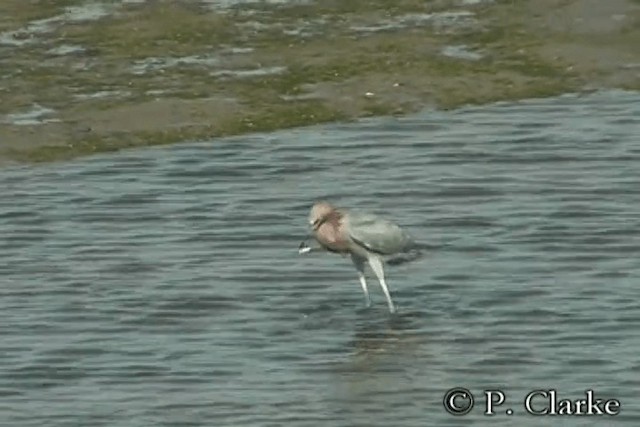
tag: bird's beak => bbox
[298,239,312,255]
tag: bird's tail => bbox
[386,238,460,266]
[386,242,428,266]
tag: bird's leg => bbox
[350,254,371,308]
[367,256,396,313]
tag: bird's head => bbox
[308,200,336,231]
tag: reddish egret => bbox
[299,201,419,313]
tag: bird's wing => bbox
[344,211,413,255]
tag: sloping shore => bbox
[0,0,638,164]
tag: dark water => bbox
[1,90,639,426]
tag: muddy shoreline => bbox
[1,0,638,164]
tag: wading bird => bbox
[299,201,420,313]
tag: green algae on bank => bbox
[4,101,347,163]
[1,0,638,164]
[60,4,239,58]
[0,0,82,32]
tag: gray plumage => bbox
[345,212,414,256]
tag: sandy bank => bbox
[0,0,638,164]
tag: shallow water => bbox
[1,90,640,426]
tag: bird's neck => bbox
[315,211,348,252]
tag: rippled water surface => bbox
[2,90,640,426]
